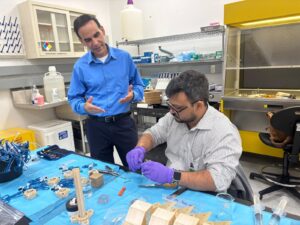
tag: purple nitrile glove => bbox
[126,146,146,172]
[141,161,174,184]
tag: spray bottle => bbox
[31,85,39,104]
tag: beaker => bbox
[216,192,235,221]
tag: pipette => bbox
[268,196,288,225]
[253,194,263,225]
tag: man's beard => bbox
[172,113,197,124]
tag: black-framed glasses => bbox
[166,101,188,116]
[166,99,202,117]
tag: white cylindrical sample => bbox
[120,2,143,41]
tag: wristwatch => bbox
[173,170,181,183]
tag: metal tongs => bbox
[139,183,177,189]
[97,165,120,176]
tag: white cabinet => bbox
[18,1,91,58]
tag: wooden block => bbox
[123,200,152,225]
[150,201,176,215]
[192,212,211,224]
[88,169,99,176]
[63,170,73,179]
[173,213,199,225]
[81,177,89,187]
[149,207,175,225]
[203,222,231,225]
[159,201,176,210]
[23,188,37,200]
[47,177,60,186]
[90,173,103,188]
[55,188,70,198]
[173,205,194,217]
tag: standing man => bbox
[68,14,144,166]
[126,70,242,192]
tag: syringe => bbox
[253,194,263,225]
[268,196,288,225]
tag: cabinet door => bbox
[70,12,86,55]
[33,6,72,56]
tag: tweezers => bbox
[139,183,178,189]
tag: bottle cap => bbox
[49,66,56,72]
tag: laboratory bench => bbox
[1,149,299,225]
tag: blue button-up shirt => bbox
[68,46,144,116]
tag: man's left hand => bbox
[119,84,134,103]
[141,161,174,184]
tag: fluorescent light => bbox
[239,15,300,28]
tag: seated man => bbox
[126,70,242,192]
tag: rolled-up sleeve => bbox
[205,124,242,191]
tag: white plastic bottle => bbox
[120,0,143,41]
[43,66,66,103]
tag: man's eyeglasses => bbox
[166,101,188,117]
[166,99,202,117]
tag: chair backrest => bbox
[271,106,300,163]
[271,106,300,136]
[227,164,254,203]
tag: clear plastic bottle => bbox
[43,66,65,103]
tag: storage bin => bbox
[28,120,75,151]
[0,128,36,150]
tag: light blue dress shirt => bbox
[68,46,144,116]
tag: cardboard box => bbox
[143,90,162,104]
[0,128,36,150]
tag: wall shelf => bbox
[136,59,223,68]
[116,28,225,46]
[14,100,68,110]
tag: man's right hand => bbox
[84,96,105,114]
[126,146,146,171]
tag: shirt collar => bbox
[87,45,117,64]
[191,105,214,131]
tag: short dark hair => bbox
[165,70,209,105]
[74,14,102,38]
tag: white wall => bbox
[0,0,111,130]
